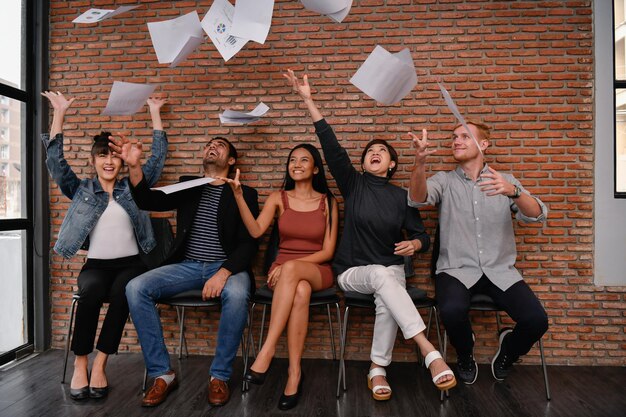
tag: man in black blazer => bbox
[113,136,258,408]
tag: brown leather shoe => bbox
[142,372,179,407]
[207,378,230,406]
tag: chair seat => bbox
[253,285,340,307]
[343,286,433,309]
[469,293,499,311]
[159,289,222,308]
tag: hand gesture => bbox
[408,129,436,165]
[108,134,143,168]
[283,69,312,101]
[147,96,167,111]
[216,168,243,197]
[393,240,416,257]
[479,167,515,197]
[41,91,75,113]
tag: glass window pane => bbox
[0,230,27,354]
[0,0,25,90]
[0,95,25,219]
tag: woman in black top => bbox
[284,70,456,400]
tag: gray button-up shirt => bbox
[408,164,547,291]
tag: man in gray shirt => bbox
[407,121,548,385]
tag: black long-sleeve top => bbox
[314,119,429,275]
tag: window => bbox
[0,0,46,365]
[614,1,626,196]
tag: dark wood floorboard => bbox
[0,350,624,417]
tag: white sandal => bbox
[425,351,457,391]
[367,367,392,401]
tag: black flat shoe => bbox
[278,376,303,411]
[70,386,89,401]
[89,386,109,399]
[244,360,272,385]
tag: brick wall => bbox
[47,0,625,366]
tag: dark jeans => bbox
[71,255,146,356]
[436,273,548,359]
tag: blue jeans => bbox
[126,259,251,380]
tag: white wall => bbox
[594,0,626,286]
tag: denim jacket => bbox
[41,130,168,258]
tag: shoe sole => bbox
[491,329,512,381]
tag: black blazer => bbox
[130,175,259,280]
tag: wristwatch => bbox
[510,185,522,199]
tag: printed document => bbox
[202,0,248,62]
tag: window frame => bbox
[0,0,49,366]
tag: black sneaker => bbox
[456,353,478,385]
[491,328,515,381]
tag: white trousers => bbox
[338,264,426,367]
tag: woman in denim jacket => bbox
[41,91,168,401]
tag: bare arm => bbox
[147,97,167,131]
[218,169,279,238]
[479,167,543,218]
[408,129,436,203]
[41,91,75,138]
[284,69,323,122]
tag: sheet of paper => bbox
[72,6,139,24]
[300,0,352,23]
[201,0,248,62]
[220,102,270,124]
[437,82,483,155]
[231,0,274,44]
[327,3,352,23]
[147,11,205,64]
[152,177,215,194]
[102,81,156,116]
[349,45,417,105]
[169,35,205,68]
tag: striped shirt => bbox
[184,184,227,262]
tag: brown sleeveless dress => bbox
[269,191,334,289]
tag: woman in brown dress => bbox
[220,144,338,410]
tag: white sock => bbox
[156,373,175,385]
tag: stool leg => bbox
[176,306,186,359]
[62,296,79,384]
[538,338,551,400]
[336,306,350,397]
[142,367,148,391]
[326,304,336,360]
[258,305,267,352]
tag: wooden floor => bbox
[0,350,624,417]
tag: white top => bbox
[88,197,139,259]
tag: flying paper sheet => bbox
[147,11,205,65]
[437,82,482,155]
[152,177,215,194]
[350,46,417,105]
[201,0,248,62]
[300,0,352,23]
[72,6,139,24]
[169,35,206,68]
[102,81,156,116]
[219,102,270,125]
[231,0,274,44]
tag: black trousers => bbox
[71,255,146,356]
[436,273,548,359]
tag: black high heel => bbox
[278,375,303,410]
[88,385,109,399]
[244,360,273,385]
[70,386,89,401]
